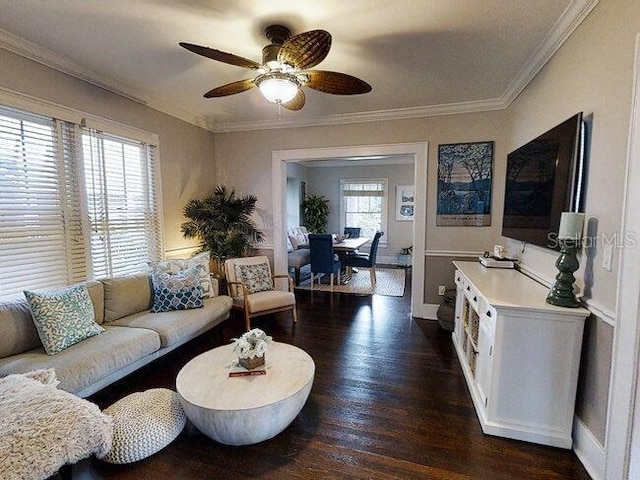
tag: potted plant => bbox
[232,328,273,370]
[301,194,330,234]
[181,185,264,278]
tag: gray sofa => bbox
[0,273,232,398]
[287,226,311,286]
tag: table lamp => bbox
[546,212,586,307]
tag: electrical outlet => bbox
[438,285,446,295]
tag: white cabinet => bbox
[452,261,589,448]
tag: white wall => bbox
[305,163,414,260]
[503,0,640,457]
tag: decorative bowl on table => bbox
[334,234,347,243]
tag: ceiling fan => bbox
[179,24,372,110]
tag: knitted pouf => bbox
[102,388,186,464]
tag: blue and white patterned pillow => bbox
[235,263,274,294]
[149,251,214,298]
[151,265,204,313]
[24,285,104,355]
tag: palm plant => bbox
[181,185,264,276]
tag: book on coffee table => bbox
[228,362,266,377]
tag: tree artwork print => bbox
[437,141,494,226]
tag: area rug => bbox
[295,268,406,297]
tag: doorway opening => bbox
[272,143,428,317]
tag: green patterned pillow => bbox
[235,263,274,294]
[24,285,104,355]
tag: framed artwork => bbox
[437,141,493,226]
[396,184,415,221]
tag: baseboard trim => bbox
[413,303,439,320]
[573,415,605,480]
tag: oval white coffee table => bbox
[176,341,315,446]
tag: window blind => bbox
[0,103,163,297]
[0,107,87,295]
[82,129,163,278]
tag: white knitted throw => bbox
[0,370,113,480]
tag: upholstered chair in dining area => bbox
[224,256,297,331]
[343,231,384,285]
[308,234,342,292]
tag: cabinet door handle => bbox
[486,310,491,317]
[466,286,470,291]
[473,296,477,302]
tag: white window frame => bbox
[339,178,388,247]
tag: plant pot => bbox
[238,355,265,370]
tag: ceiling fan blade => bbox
[282,90,306,111]
[204,79,255,98]
[304,70,372,95]
[277,30,331,70]
[179,42,261,70]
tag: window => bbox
[82,130,162,278]
[0,105,162,296]
[340,179,388,240]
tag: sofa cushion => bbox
[24,285,104,355]
[150,266,204,313]
[288,249,311,268]
[0,296,42,359]
[0,326,161,395]
[102,274,153,323]
[86,281,105,324]
[149,252,214,299]
[111,296,232,348]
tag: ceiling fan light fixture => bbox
[255,73,300,104]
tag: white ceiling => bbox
[0,0,597,132]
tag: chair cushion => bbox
[233,290,295,314]
[150,266,204,313]
[24,285,104,355]
[149,251,215,299]
[102,388,186,464]
[235,262,274,294]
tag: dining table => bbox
[332,237,370,282]
[332,236,370,253]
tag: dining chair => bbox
[343,231,384,285]
[224,256,297,331]
[308,234,341,292]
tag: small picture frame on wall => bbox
[437,141,493,226]
[396,184,415,221]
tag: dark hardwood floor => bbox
[76,269,591,479]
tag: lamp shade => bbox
[558,212,585,240]
[257,75,299,104]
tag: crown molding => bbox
[500,0,598,105]
[0,0,599,134]
[208,97,507,132]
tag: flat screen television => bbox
[501,112,584,250]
